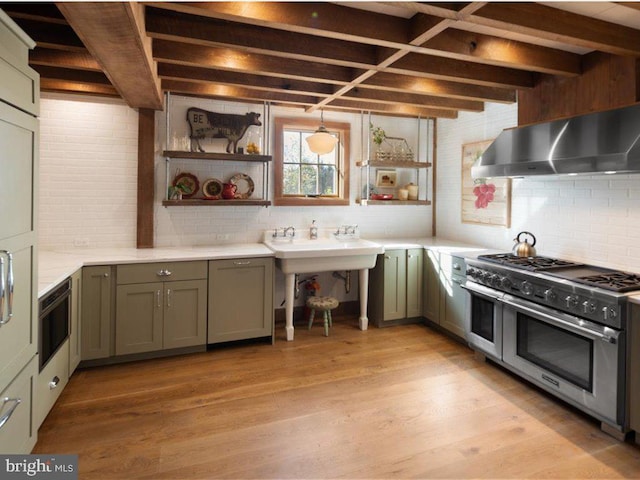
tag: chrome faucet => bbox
[283,226,296,238]
[335,225,358,236]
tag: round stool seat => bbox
[306,296,339,310]
[306,296,339,336]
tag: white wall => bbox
[38,93,434,304]
[437,102,640,273]
[39,94,139,249]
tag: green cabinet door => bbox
[115,282,164,355]
[81,266,113,360]
[382,250,407,321]
[422,249,441,323]
[163,279,207,349]
[208,258,274,343]
[406,248,424,318]
[441,255,466,338]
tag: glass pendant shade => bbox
[306,110,338,154]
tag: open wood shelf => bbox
[356,199,432,206]
[356,160,432,169]
[162,199,271,207]
[163,150,272,162]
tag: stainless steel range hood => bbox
[472,103,640,178]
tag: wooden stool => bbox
[306,296,339,336]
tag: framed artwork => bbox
[461,140,511,227]
[375,169,397,188]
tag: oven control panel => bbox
[466,262,623,328]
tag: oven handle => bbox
[461,281,502,300]
[0,256,4,324]
[500,295,620,343]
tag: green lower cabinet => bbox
[81,266,114,361]
[116,279,207,355]
[370,248,423,327]
[208,258,274,343]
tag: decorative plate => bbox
[202,178,223,199]
[370,193,393,200]
[229,173,254,199]
[173,172,199,198]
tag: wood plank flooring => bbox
[34,318,640,479]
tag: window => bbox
[274,117,350,206]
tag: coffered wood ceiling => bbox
[2,2,640,118]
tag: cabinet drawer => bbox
[0,52,39,116]
[35,339,69,429]
[0,355,37,454]
[117,261,207,284]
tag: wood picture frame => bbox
[375,169,397,188]
[461,140,511,227]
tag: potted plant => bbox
[370,123,386,147]
[168,182,189,200]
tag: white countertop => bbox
[37,238,490,299]
[38,244,274,298]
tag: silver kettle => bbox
[512,231,537,257]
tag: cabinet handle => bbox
[0,252,13,325]
[0,397,21,430]
[157,269,172,277]
[103,272,109,278]
[384,255,391,260]
[233,261,251,266]
[157,290,161,308]
[453,263,461,271]
[0,257,5,324]
[166,289,171,308]
[49,376,60,390]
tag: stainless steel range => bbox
[463,253,636,439]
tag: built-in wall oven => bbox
[39,278,70,371]
[463,253,632,437]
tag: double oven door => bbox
[464,280,624,427]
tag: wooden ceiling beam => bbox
[152,39,353,85]
[0,3,67,24]
[162,79,322,106]
[32,65,112,86]
[147,1,412,48]
[470,3,640,57]
[342,88,484,112]
[158,63,335,97]
[360,72,516,104]
[387,52,535,89]
[30,48,101,72]
[327,98,458,119]
[8,17,85,51]
[57,2,163,110]
[40,78,119,97]
[422,28,581,76]
[146,7,379,69]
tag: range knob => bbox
[602,306,617,321]
[544,288,557,302]
[582,301,596,314]
[467,267,477,277]
[501,277,512,289]
[565,295,579,309]
[521,281,534,296]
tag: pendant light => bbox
[306,109,338,155]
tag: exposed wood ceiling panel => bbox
[1,1,639,118]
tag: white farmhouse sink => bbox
[263,232,384,341]
[263,236,383,274]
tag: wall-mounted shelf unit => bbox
[162,93,271,207]
[358,113,434,206]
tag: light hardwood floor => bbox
[35,318,640,479]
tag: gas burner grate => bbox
[477,253,582,271]
[574,273,640,292]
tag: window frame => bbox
[273,117,350,206]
